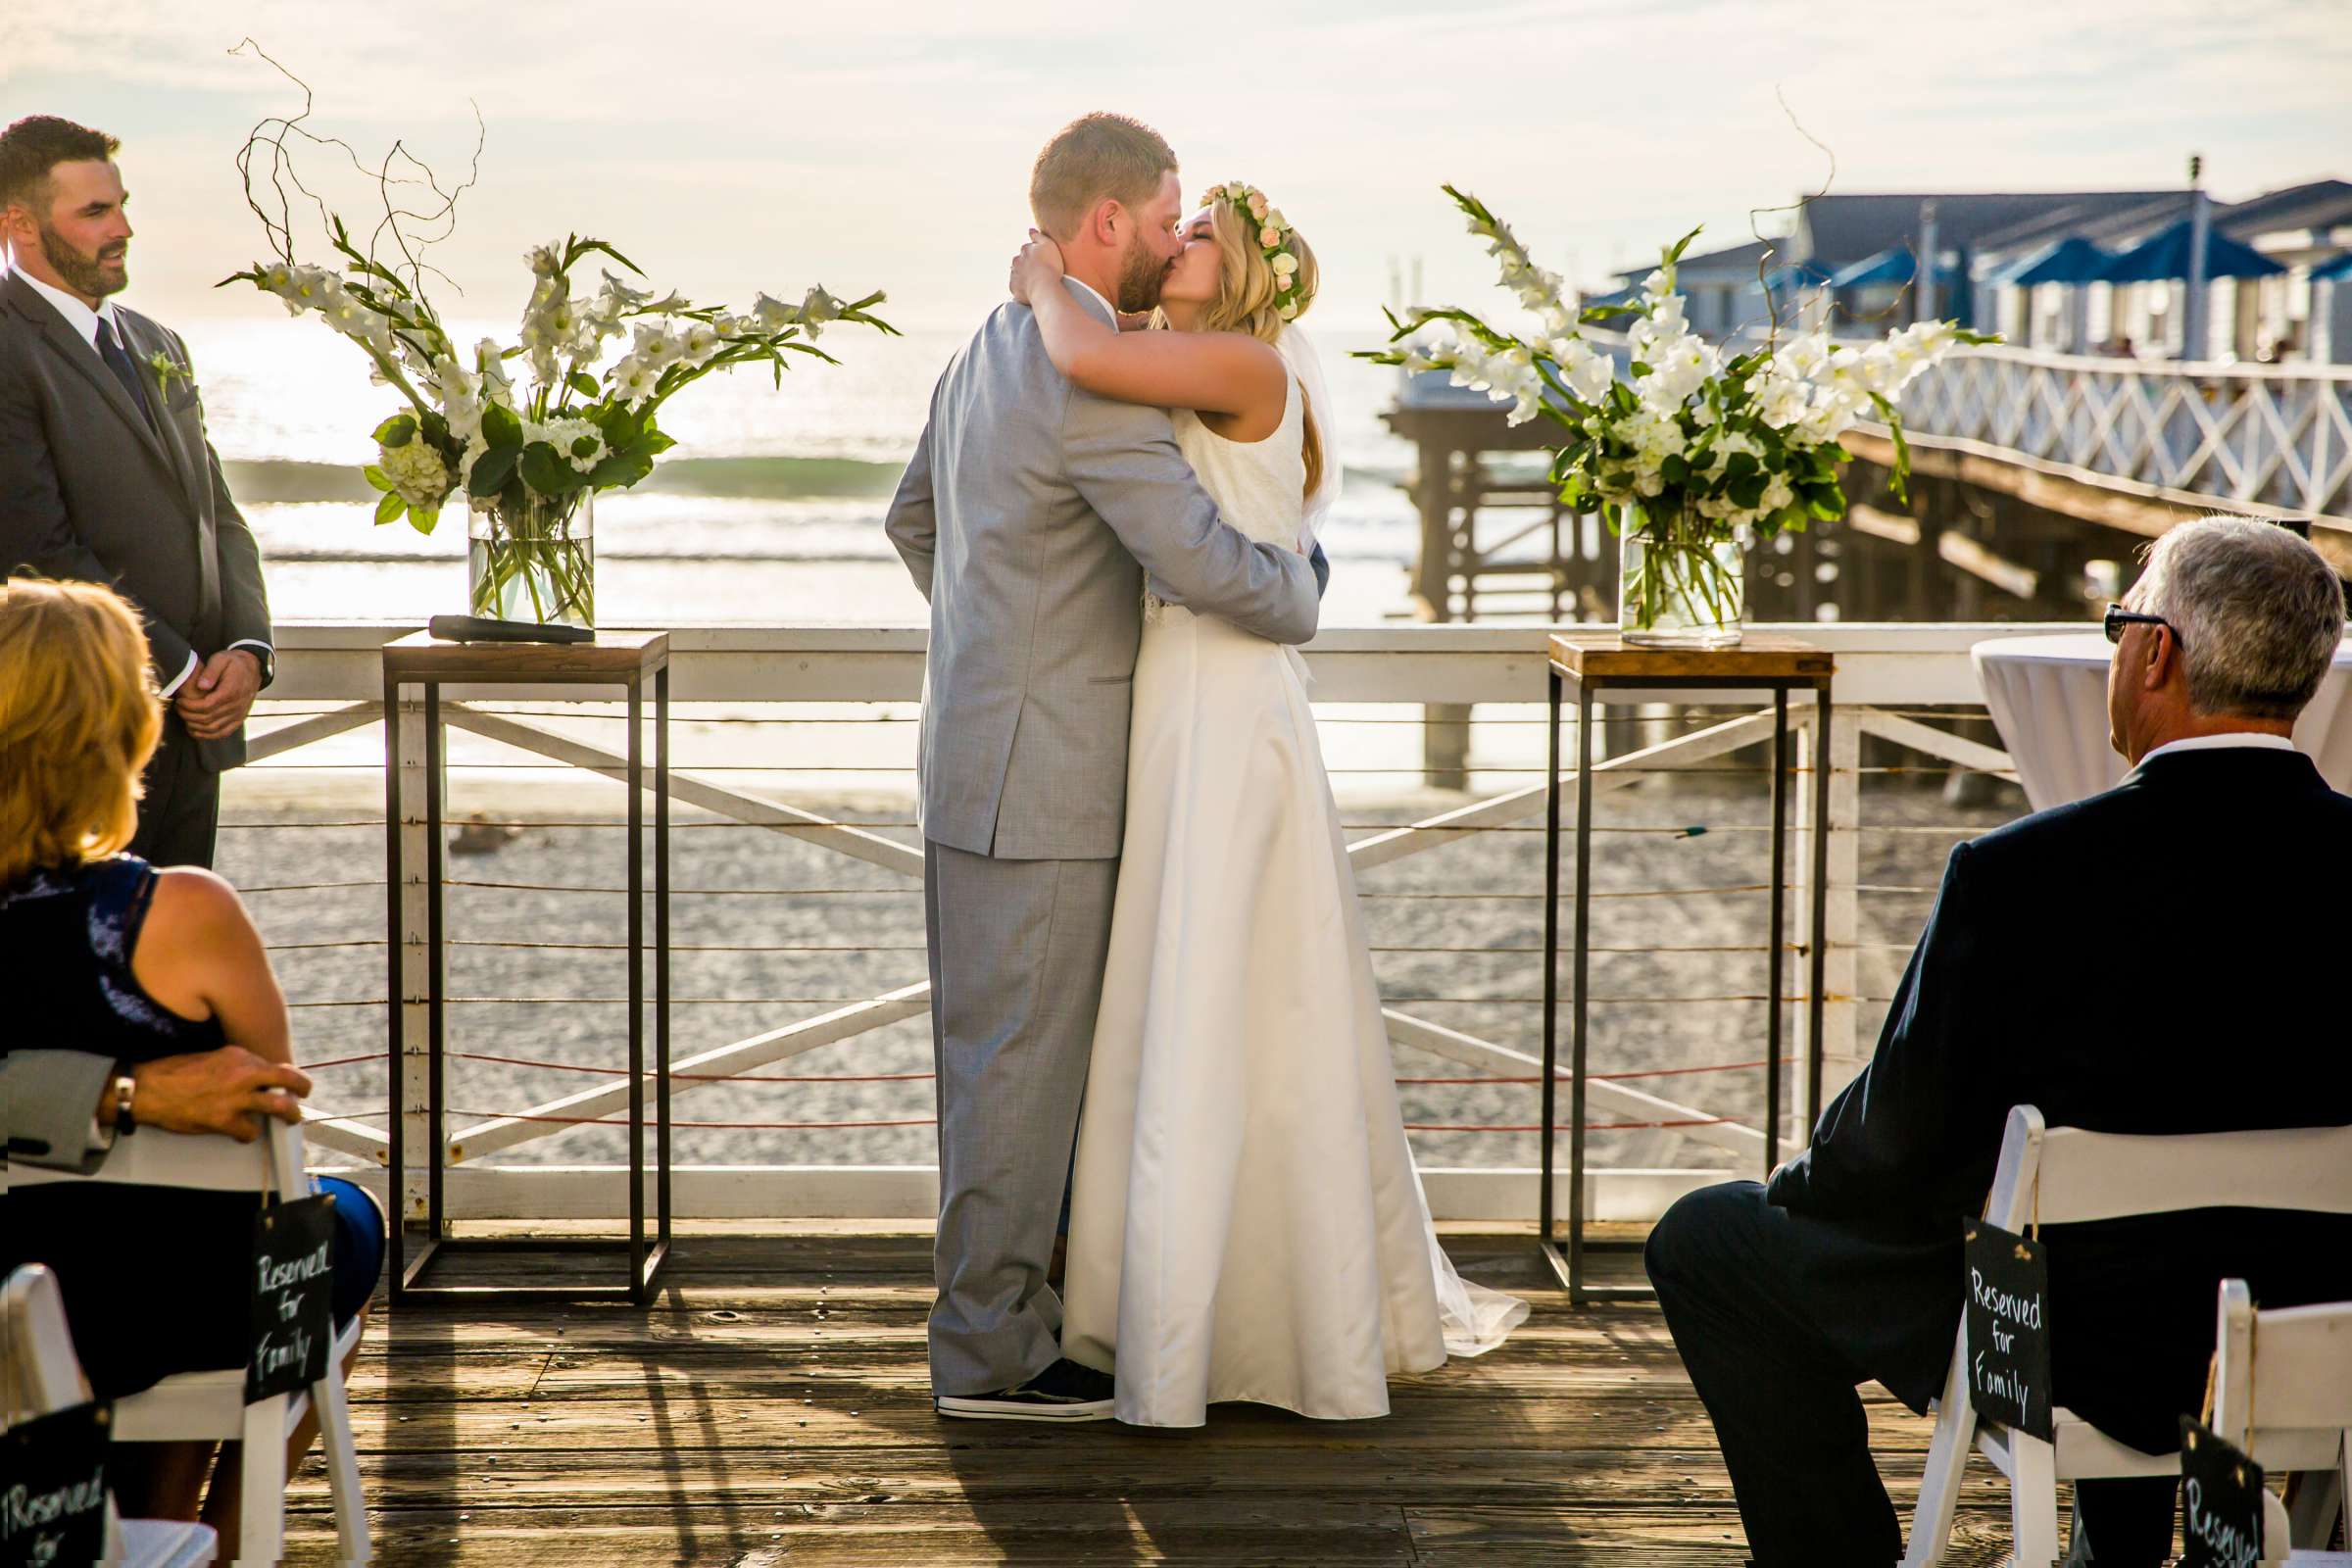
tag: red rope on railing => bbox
[448,1051,931,1084]
[1403,1116,1741,1133]
[298,1053,390,1070]
[449,1109,934,1130]
[1396,1055,1795,1086]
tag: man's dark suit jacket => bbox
[0,269,270,771]
[1768,743,2352,1454]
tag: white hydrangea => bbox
[377,435,452,511]
[531,416,608,476]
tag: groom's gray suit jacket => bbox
[884,279,1320,860]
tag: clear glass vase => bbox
[468,489,594,629]
[1617,503,1744,649]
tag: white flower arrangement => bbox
[1361,185,1994,638]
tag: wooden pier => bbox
[285,1226,2029,1564]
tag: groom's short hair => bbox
[0,116,119,214]
[1030,113,1177,242]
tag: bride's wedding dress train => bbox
[1062,368,1527,1427]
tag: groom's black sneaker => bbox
[935,1358,1114,1422]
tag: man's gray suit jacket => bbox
[0,269,272,772]
[883,280,1319,860]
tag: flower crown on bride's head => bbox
[1205,180,1304,320]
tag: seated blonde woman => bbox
[0,578,382,1551]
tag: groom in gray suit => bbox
[887,113,1323,1421]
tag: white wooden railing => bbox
[1898,344,2352,528]
[234,620,2068,1226]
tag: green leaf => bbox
[363,465,395,494]
[373,413,416,449]
[567,371,601,400]
[410,502,441,537]
[480,402,523,452]
[1869,393,1912,504]
[1662,224,1704,268]
[517,442,574,497]
[588,446,657,491]
[373,490,406,525]
[469,446,519,499]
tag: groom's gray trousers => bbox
[922,840,1117,1395]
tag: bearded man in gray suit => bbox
[886,113,1324,1422]
[0,116,275,870]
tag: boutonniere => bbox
[145,349,190,398]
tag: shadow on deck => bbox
[288,1227,2023,1564]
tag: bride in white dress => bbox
[1008,183,1527,1428]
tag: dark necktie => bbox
[93,316,158,432]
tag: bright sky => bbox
[7,0,2348,336]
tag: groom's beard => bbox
[1114,234,1167,314]
[41,222,128,300]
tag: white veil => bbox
[1275,321,1342,552]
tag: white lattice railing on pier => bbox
[1895,343,2352,527]
[231,621,2057,1225]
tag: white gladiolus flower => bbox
[632,322,684,370]
[525,244,561,277]
[1752,370,1810,430]
[798,285,844,338]
[752,291,799,332]
[678,318,725,366]
[1777,332,1833,382]
[611,356,659,404]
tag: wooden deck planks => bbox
[285,1231,2025,1564]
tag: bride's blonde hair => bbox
[1159,197,1325,504]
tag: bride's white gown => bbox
[1062,370,1528,1427]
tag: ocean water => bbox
[188,318,1441,626]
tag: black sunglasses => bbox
[2103,603,2184,652]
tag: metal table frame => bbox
[1540,634,1836,1304]
[382,631,671,1305]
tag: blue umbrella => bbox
[2098,220,2284,283]
[1824,247,1966,291]
[2310,253,2352,284]
[1992,236,2113,288]
[1764,259,1835,290]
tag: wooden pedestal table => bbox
[381,630,671,1305]
[1541,633,1836,1304]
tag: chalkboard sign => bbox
[1962,1219,2053,1441]
[1,1400,111,1566]
[247,1192,336,1404]
[2179,1416,2266,1568]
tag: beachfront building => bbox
[1607,178,2352,364]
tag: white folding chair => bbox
[1902,1107,2352,1565]
[8,1121,370,1563]
[3,1262,219,1567]
[2213,1279,2352,1564]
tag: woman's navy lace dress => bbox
[0,856,381,1397]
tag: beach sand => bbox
[219,717,2023,1182]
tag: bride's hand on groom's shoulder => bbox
[1008,229,1065,306]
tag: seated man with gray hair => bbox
[1645,516,2352,1565]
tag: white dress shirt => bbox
[14,269,273,700]
[2138,732,2298,765]
[1063,275,1118,321]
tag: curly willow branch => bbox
[1748,86,1839,350]
[226,39,483,299]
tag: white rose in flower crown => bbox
[1271,252,1298,277]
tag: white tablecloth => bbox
[1972,633,2352,810]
